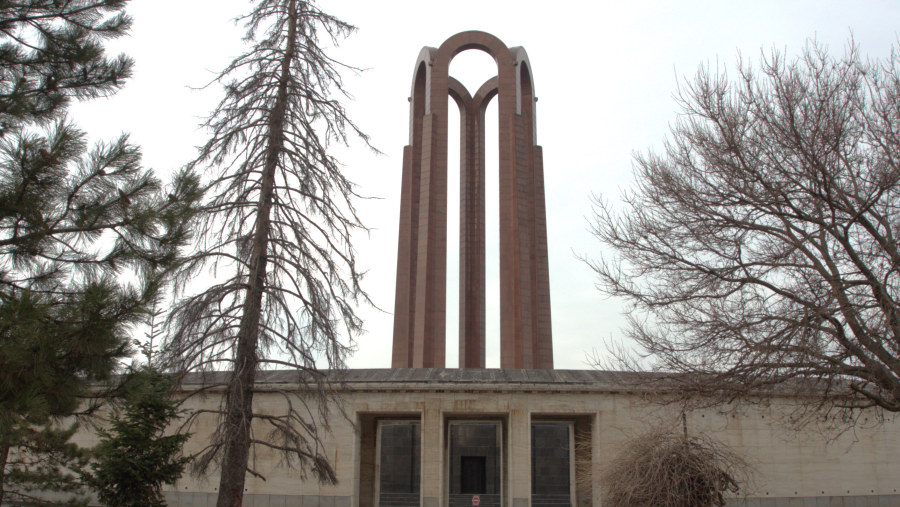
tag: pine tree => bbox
[88,368,191,507]
[0,1,201,502]
[0,0,132,131]
[164,1,370,505]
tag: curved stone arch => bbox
[437,30,512,60]
[407,49,434,144]
[510,48,535,107]
[512,47,538,145]
[447,76,473,112]
[474,76,499,114]
[432,31,516,91]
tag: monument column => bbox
[392,31,553,369]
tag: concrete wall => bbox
[56,372,900,506]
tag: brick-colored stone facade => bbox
[392,31,553,369]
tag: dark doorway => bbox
[460,456,487,494]
[449,422,501,506]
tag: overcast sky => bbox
[72,0,900,369]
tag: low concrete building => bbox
[120,369,900,507]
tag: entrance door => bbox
[448,422,501,507]
[460,456,486,494]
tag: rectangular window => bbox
[531,422,573,507]
[377,421,421,507]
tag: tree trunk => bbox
[215,2,297,506]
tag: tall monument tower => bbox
[391,31,552,369]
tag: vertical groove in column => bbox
[393,60,428,368]
[514,113,535,368]
[471,86,490,369]
[452,80,484,370]
[427,61,449,369]
[413,114,443,367]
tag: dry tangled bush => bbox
[601,427,750,507]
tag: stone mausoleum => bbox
[75,31,900,506]
[159,368,900,506]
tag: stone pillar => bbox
[508,406,531,507]
[592,412,603,506]
[451,78,485,369]
[421,401,443,507]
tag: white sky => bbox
[71,0,900,369]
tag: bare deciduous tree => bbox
[589,40,900,416]
[600,418,749,507]
[164,1,370,505]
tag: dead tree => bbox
[164,1,370,505]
